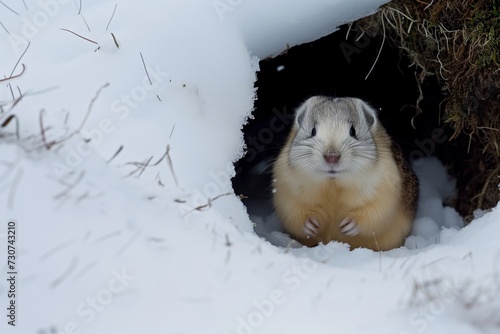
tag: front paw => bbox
[339,217,360,236]
[304,217,320,239]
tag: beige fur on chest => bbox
[272,128,409,251]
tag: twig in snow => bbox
[140,52,153,85]
[92,230,122,244]
[77,83,109,133]
[1,115,20,140]
[147,237,165,243]
[155,173,164,187]
[40,109,56,149]
[182,192,232,216]
[20,0,27,10]
[0,1,19,15]
[40,238,77,260]
[124,153,160,178]
[75,190,103,204]
[60,28,98,44]
[115,230,141,257]
[125,146,176,182]
[80,12,91,32]
[71,260,98,283]
[7,84,14,100]
[16,86,22,100]
[0,152,21,185]
[77,0,82,14]
[140,52,161,100]
[165,145,179,187]
[111,33,119,49]
[169,124,175,139]
[107,145,123,163]
[224,235,232,263]
[225,234,232,247]
[53,171,85,200]
[50,257,78,288]
[106,3,118,31]
[7,167,23,209]
[0,20,9,35]
[136,156,153,177]
[40,83,109,150]
[10,41,30,76]
[63,111,69,125]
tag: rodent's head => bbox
[288,96,379,179]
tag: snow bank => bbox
[221,0,390,58]
[0,1,499,334]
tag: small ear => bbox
[294,100,309,127]
[356,99,378,129]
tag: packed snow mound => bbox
[221,0,390,58]
[0,1,499,334]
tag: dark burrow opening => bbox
[232,24,468,239]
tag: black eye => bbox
[349,125,357,139]
[311,127,317,137]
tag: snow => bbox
[0,1,499,334]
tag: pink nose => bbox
[324,153,340,163]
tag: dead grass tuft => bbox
[358,0,500,218]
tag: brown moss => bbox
[357,0,500,219]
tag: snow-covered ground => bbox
[0,1,499,333]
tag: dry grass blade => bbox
[40,109,56,150]
[7,83,14,100]
[38,82,109,150]
[0,64,26,83]
[60,28,98,44]
[50,257,78,288]
[183,192,233,216]
[166,145,179,187]
[365,16,385,80]
[11,41,30,77]
[140,52,153,85]
[40,238,77,260]
[124,156,153,177]
[124,147,171,177]
[0,1,19,15]
[106,3,118,31]
[115,230,141,257]
[8,167,23,209]
[77,83,109,133]
[0,20,9,35]
[1,115,15,128]
[1,115,20,140]
[169,124,176,139]
[137,156,153,177]
[111,33,119,48]
[79,12,91,32]
[107,145,123,163]
[54,171,85,200]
